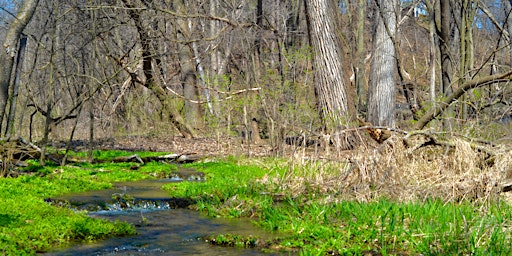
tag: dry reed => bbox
[257,135,511,204]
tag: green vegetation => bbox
[2,149,512,255]
[164,159,512,255]
[0,150,173,255]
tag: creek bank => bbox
[42,169,283,256]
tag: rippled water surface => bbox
[43,178,282,256]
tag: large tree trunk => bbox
[177,30,202,129]
[507,1,512,67]
[367,0,397,127]
[304,0,355,148]
[0,0,39,135]
[4,35,27,137]
[175,0,204,130]
[425,0,437,109]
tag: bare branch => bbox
[165,85,260,104]
[414,70,512,130]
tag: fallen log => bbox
[109,153,201,164]
[111,154,144,164]
[501,180,512,193]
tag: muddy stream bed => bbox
[42,169,283,256]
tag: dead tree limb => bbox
[109,153,200,164]
[403,131,498,157]
[414,70,512,130]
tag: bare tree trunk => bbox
[5,35,27,137]
[367,0,397,127]
[458,0,477,121]
[355,0,366,112]
[88,3,97,163]
[507,1,512,67]
[174,1,203,130]
[209,0,221,117]
[122,0,196,138]
[438,0,454,129]
[286,0,303,47]
[188,19,213,115]
[0,0,39,134]
[426,0,436,108]
[304,0,355,148]
[40,2,60,165]
[178,40,202,129]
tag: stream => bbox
[42,170,282,256]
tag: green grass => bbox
[163,161,270,218]
[0,175,134,255]
[3,151,512,255]
[163,159,512,255]
[66,149,171,162]
[261,199,512,255]
[0,149,177,255]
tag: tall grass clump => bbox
[259,137,510,204]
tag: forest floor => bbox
[86,135,285,158]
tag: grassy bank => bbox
[0,150,172,255]
[0,176,133,255]
[164,159,512,255]
[2,147,512,255]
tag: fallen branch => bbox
[108,153,201,164]
[403,131,498,157]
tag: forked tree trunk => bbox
[122,0,196,138]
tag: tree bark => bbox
[175,0,203,129]
[0,0,39,134]
[304,0,355,148]
[4,35,27,137]
[438,0,455,128]
[425,0,436,108]
[355,0,366,112]
[367,0,397,127]
[304,0,352,122]
[507,1,512,67]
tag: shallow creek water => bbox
[43,172,282,256]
